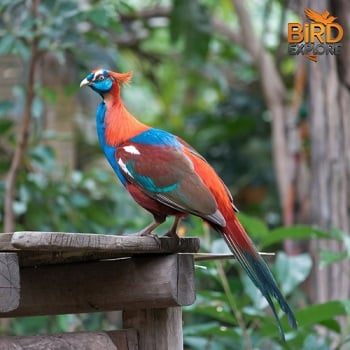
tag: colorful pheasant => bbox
[80,69,297,339]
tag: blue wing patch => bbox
[126,161,179,193]
[130,129,181,148]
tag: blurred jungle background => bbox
[1,0,350,349]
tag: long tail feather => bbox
[218,217,297,340]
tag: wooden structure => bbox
[0,232,201,349]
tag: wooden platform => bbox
[0,231,201,350]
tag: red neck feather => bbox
[104,83,149,146]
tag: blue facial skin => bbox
[87,70,113,96]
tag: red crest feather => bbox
[108,70,133,85]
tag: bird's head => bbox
[80,68,133,99]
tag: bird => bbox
[80,68,297,340]
[304,8,337,25]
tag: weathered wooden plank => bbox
[4,232,200,267]
[0,253,20,312]
[0,254,195,317]
[11,232,200,253]
[123,308,183,350]
[0,330,138,350]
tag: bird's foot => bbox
[161,215,182,245]
[127,219,164,246]
[140,230,161,247]
[162,229,180,245]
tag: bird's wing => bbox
[115,129,226,226]
[176,137,239,213]
[304,8,336,24]
[304,8,323,22]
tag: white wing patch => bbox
[118,158,133,178]
[123,145,141,155]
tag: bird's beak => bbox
[80,78,92,88]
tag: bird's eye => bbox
[96,74,105,81]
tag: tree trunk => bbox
[308,0,350,303]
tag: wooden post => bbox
[123,308,183,350]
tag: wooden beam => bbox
[0,254,195,317]
[0,329,138,350]
[123,307,183,350]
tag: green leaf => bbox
[319,249,348,268]
[262,225,330,248]
[31,96,44,119]
[241,273,268,309]
[29,145,56,172]
[186,302,237,325]
[260,300,350,337]
[39,87,57,104]
[84,7,113,28]
[70,193,90,208]
[11,316,52,335]
[296,300,350,329]
[274,252,312,295]
[329,228,350,255]
[0,35,14,54]
[328,227,348,240]
[170,0,211,62]
[318,319,341,333]
[0,118,14,134]
[13,38,30,59]
[0,101,14,116]
[301,334,331,350]
[236,212,269,242]
[183,322,238,338]
[183,336,209,349]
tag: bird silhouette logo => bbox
[304,9,337,25]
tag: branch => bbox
[4,0,41,232]
[232,0,286,98]
[230,0,290,203]
[211,17,242,45]
[120,6,171,21]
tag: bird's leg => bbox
[138,220,163,237]
[133,215,166,247]
[130,215,165,237]
[163,215,183,240]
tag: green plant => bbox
[183,215,350,349]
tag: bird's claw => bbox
[140,231,162,248]
[162,230,181,246]
[163,230,179,238]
